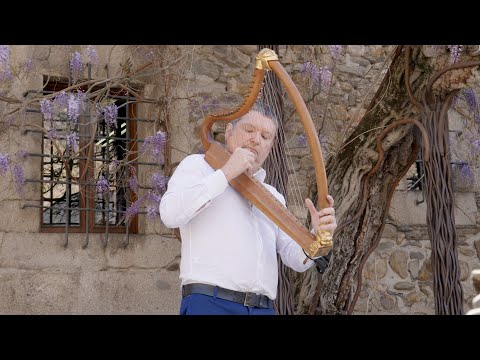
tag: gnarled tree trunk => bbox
[295,45,469,314]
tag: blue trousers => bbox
[180,293,275,315]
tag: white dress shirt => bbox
[159,154,314,300]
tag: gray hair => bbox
[230,102,279,129]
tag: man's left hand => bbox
[305,195,337,235]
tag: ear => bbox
[225,123,233,140]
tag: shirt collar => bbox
[253,167,266,183]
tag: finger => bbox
[318,207,335,216]
[317,223,337,232]
[327,195,334,207]
[318,215,335,225]
[244,148,255,157]
[304,198,318,217]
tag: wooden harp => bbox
[200,48,332,258]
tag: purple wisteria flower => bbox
[47,128,58,140]
[319,133,329,145]
[86,45,98,66]
[151,172,166,193]
[13,164,25,194]
[195,94,221,113]
[0,153,10,175]
[452,92,459,106]
[321,66,332,88]
[453,88,480,123]
[458,163,475,185]
[53,91,68,111]
[146,204,159,220]
[129,176,138,194]
[200,97,221,113]
[301,62,332,90]
[142,131,167,164]
[103,103,118,129]
[297,133,307,147]
[328,45,343,58]
[108,159,119,174]
[96,176,110,194]
[0,69,12,81]
[40,99,53,121]
[128,166,138,194]
[17,149,28,160]
[473,138,480,152]
[24,58,34,72]
[70,51,84,81]
[125,195,145,220]
[0,45,9,65]
[301,62,321,83]
[462,88,478,115]
[145,49,155,61]
[67,93,80,124]
[447,45,462,64]
[146,192,162,220]
[0,46,11,81]
[94,103,103,119]
[76,90,86,106]
[65,133,79,152]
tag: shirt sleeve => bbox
[159,155,228,228]
[274,191,316,272]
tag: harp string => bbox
[257,74,308,228]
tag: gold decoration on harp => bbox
[255,48,279,70]
[309,230,333,253]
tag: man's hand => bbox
[220,147,256,181]
[305,195,337,235]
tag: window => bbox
[38,79,139,235]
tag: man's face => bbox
[225,110,276,173]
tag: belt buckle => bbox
[243,292,260,307]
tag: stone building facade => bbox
[0,45,478,314]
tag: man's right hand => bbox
[220,147,256,181]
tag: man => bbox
[160,105,337,315]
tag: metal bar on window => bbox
[123,97,131,249]
[25,179,156,191]
[84,66,91,249]
[23,129,148,142]
[104,120,110,249]
[415,147,425,205]
[28,153,159,166]
[63,137,71,246]
[23,203,149,215]
[23,89,159,103]
[50,141,54,224]
[25,108,154,123]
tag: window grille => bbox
[22,65,163,248]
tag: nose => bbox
[250,131,261,145]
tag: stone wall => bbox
[0,45,479,314]
[0,46,181,314]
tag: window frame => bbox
[39,80,139,234]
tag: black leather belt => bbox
[182,283,273,309]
